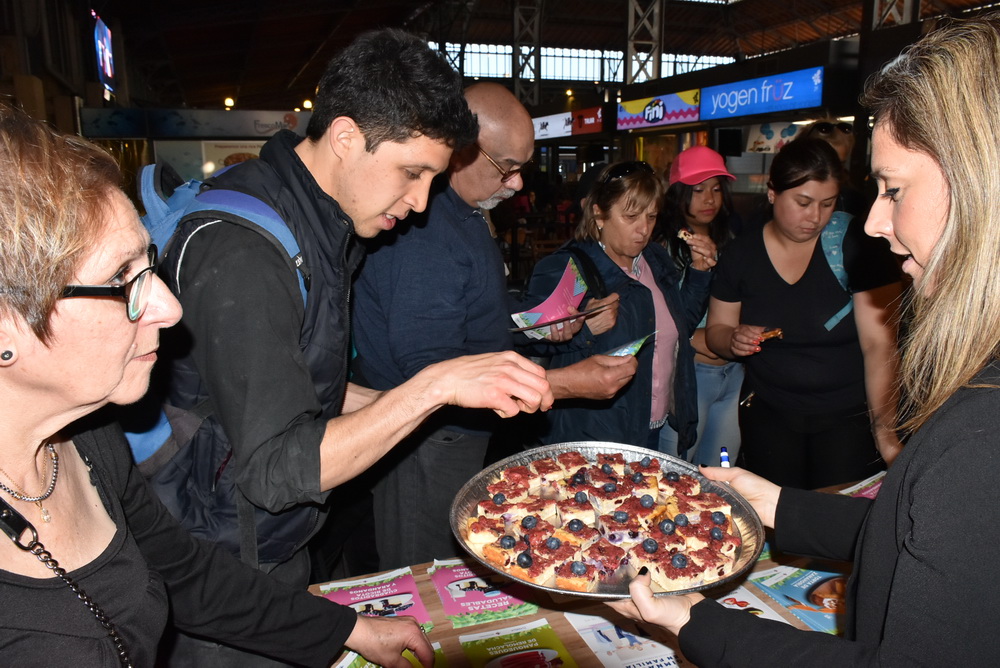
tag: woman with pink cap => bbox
[659,146,742,468]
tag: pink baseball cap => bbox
[668,146,735,186]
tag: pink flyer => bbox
[428,559,540,629]
[319,566,433,631]
[510,258,588,340]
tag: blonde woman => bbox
[610,14,1000,665]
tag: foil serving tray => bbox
[450,441,765,599]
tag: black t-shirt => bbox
[711,219,900,413]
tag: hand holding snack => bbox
[729,324,777,357]
[677,228,718,271]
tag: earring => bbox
[1,351,12,361]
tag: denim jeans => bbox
[659,361,743,466]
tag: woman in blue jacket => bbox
[521,161,716,451]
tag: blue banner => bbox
[700,67,824,121]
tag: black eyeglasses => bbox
[601,161,655,184]
[812,122,853,136]
[61,244,157,322]
[478,146,530,183]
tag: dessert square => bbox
[582,537,626,576]
[554,560,599,592]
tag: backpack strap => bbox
[820,211,853,331]
[181,189,310,304]
[565,245,607,299]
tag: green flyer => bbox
[459,617,577,667]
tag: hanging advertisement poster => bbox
[616,91,700,130]
[701,67,824,121]
[533,106,603,140]
[745,122,802,153]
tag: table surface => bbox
[310,550,826,667]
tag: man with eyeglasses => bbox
[353,82,636,570]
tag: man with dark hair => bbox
[305,30,472,149]
[149,31,552,667]
[353,83,635,570]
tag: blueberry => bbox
[658,519,676,535]
[603,482,617,493]
[640,494,655,508]
[666,471,680,482]
[710,527,724,541]
[640,456,652,467]
[500,535,517,549]
[572,472,586,486]
[492,492,506,505]
[711,511,726,525]
[521,515,538,530]
[545,536,561,550]
[601,463,614,474]
[574,491,588,504]
[642,538,658,554]
[570,561,587,576]
[567,518,584,532]
[613,510,628,523]
[671,553,688,569]
[674,514,689,527]
[516,552,533,568]
[631,472,644,484]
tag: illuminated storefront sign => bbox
[701,67,824,121]
[533,106,603,139]
[616,91,699,130]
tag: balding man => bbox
[353,83,635,569]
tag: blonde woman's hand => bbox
[606,571,704,636]
[700,465,780,528]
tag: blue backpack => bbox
[129,163,311,462]
[125,162,314,568]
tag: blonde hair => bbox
[576,162,663,242]
[861,14,1000,432]
[0,105,121,340]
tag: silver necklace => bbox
[0,443,58,522]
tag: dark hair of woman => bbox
[661,179,736,270]
[767,137,847,194]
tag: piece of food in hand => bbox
[677,228,695,241]
[759,328,783,341]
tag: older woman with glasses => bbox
[520,160,716,450]
[0,106,429,667]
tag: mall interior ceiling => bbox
[100,0,993,112]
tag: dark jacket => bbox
[153,130,364,569]
[521,239,710,451]
[679,361,1000,666]
[0,412,355,667]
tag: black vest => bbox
[151,132,363,567]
